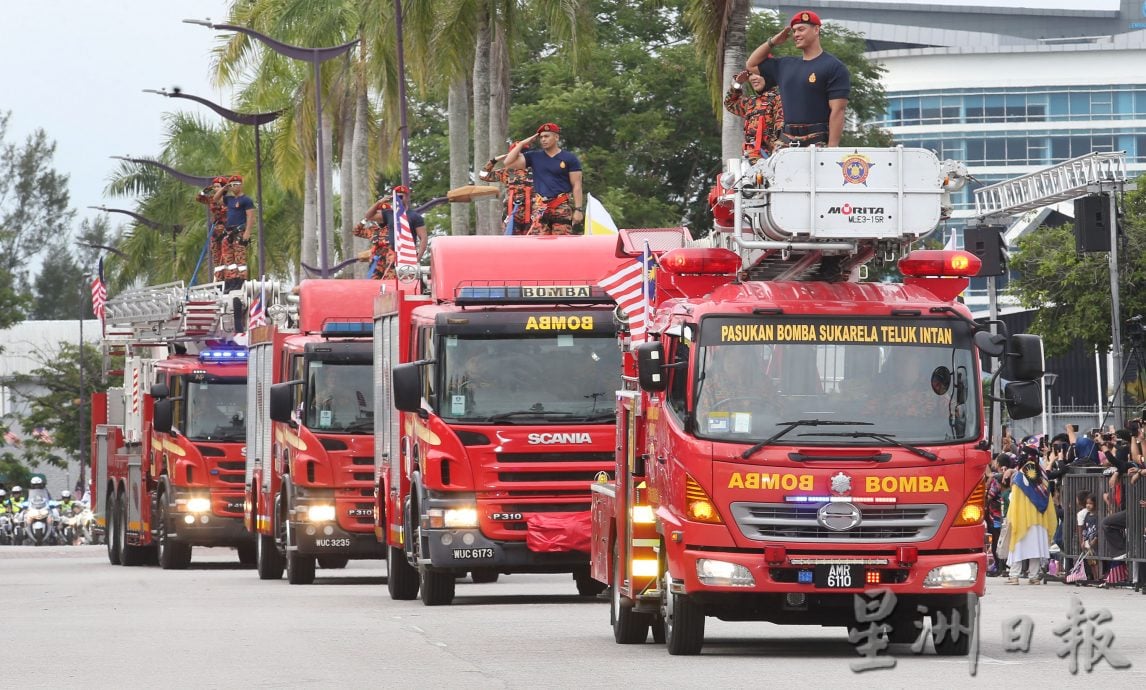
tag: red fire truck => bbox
[245,279,385,584]
[590,147,1046,654]
[91,281,254,568]
[375,235,622,605]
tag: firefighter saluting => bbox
[479,149,534,235]
[725,70,784,161]
[503,122,583,235]
[196,176,229,281]
[353,185,428,279]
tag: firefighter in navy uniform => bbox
[503,123,584,235]
[725,71,784,161]
[213,175,255,289]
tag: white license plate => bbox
[315,538,351,548]
[452,548,494,560]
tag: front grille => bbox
[730,502,946,543]
[217,461,245,472]
[496,502,591,514]
[320,438,348,451]
[507,489,588,497]
[498,471,603,483]
[196,445,225,457]
[497,452,614,463]
[351,471,373,482]
[351,456,373,466]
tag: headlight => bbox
[427,507,478,529]
[631,505,656,524]
[306,505,337,523]
[924,562,978,588]
[696,558,755,587]
[186,498,212,514]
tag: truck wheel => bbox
[119,495,148,567]
[574,566,606,597]
[933,596,976,656]
[419,566,456,606]
[662,572,705,655]
[256,531,284,580]
[612,545,650,644]
[106,492,121,565]
[387,545,419,600]
[285,520,316,585]
[317,555,349,569]
[471,569,499,584]
[157,497,191,570]
[236,543,257,566]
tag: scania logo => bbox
[527,432,592,445]
[817,502,861,532]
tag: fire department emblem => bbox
[801,12,810,22]
[808,72,816,84]
[838,154,872,186]
[830,471,852,495]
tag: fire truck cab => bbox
[591,146,1047,654]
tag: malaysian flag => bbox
[4,430,21,447]
[393,190,418,269]
[32,427,53,445]
[91,257,107,320]
[598,243,656,343]
[248,282,267,330]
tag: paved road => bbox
[3,546,1144,687]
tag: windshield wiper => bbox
[740,419,872,460]
[486,410,583,423]
[808,432,938,461]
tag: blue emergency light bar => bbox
[199,348,248,363]
[321,321,372,337]
[456,283,612,305]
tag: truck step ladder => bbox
[973,152,1127,218]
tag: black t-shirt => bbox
[380,208,425,247]
[762,51,851,126]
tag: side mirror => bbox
[150,383,170,400]
[269,381,299,423]
[635,342,668,392]
[1004,380,1043,420]
[973,331,1006,358]
[392,363,424,413]
[1004,334,1045,382]
[153,399,173,434]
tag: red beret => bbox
[393,185,410,195]
[790,10,821,28]
[228,174,243,183]
[212,176,228,185]
[536,122,561,134]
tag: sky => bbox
[0,0,1126,238]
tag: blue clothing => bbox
[761,52,850,126]
[225,194,255,228]
[380,208,426,247]
[1073,437,1098,465]
[523,149,581,198]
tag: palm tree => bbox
[684,0,749,162]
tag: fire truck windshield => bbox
[185,380,246,441]
[305,361,374,433]
[438,334,619,424]
[693,317,978,446]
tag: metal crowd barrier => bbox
[1057,468,1145,585]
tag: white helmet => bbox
[60,490,72,500]
[29,476,44,488]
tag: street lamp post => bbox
[183,19,359,277]
[87,205,181,262]
[78,272,93,496]
[1042,372,1059,439]
[143,88,281,279]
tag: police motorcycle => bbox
[74,504,94,545]
[22,488,58,546]
[0,489,14,545]
[9,486,27,545]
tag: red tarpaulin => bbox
[525,512,592,553]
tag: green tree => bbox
[1008,178,1146,357]
[8,341,105,473]
[0,112,73,334]
[30,243,84,320]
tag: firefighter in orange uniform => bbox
[196,176,229,281]
[479,150,534,235]
[353,195,398,280]
[725,71,785,161]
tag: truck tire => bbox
[662,572,705,655]
[387,545,419,600]
[317,555,349,569]
[574,565,606,597]
[106,492,121,565]
[470,569,499,584]
[933,595,976,656]
[612,545,650,644]
[285,524,316,585]
[419,566,456,606]
[157,496,192,570]
[256,531,284,580]
[236,543,257,566]
[119,495,149,567]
